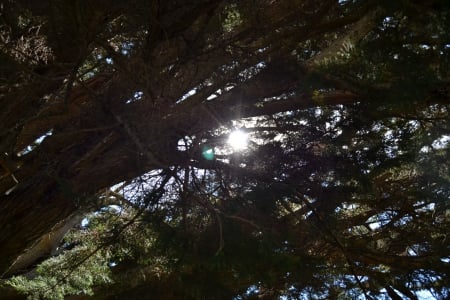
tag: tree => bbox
[1,0,449,299]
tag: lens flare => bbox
[202,145,215,160]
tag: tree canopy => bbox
[0,0,449,299]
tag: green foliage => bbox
[8,248,112,300]
[222,4,243,33]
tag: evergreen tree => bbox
[0,1,449,299]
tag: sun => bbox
[228,129,248,150]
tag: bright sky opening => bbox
[228,129,248,150]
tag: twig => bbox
[297,192,374,300]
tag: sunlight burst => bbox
[228,129,248,150]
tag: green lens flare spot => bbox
[202,146,214,160]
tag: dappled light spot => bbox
[17,129,53,157]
